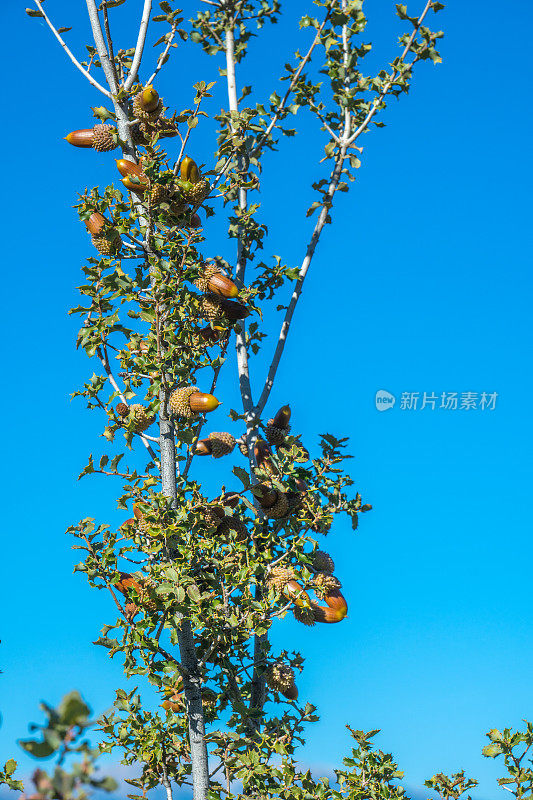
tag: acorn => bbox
[312,550,335,574]
[168,386,220,418]
[116,402,129,417]
[65,124,117,151]
[266,405,291,446]
[116,157,148,180]
[254,438,277,474]
[266,663,297,699]
[133,86,163,121]
[91,229,122,256]
[219,297,249,320]
[189,213,202,228]
[216,516,248,542]
[85,211,106,236]
[194,264,238,298]
[283,579,312,609]
[128,404,154,433]
[115,571,144,597]
[195,439,212,456]
[207,431,236,458]
[312,590,348,623]
[204,505,225,529]
[266,566,296,593]
[254,484,289,519]
[198,325,228,344]
[293,604,316,627]
[312,571,341,600]
[181,179,210,205]
[180,155,200,183]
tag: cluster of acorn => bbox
[67,85,213,251]
[65,86,177,153]
[267,550,347,627]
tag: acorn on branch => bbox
[216,515,248,542]
[266,404,291,447]
[254,484,289,519]
[132,85,163,121]
[168,386,220,418]
[201,294,248,324]
[312,571,341,600]
[116,402,154,433]
[65,124,117,152]
[199,325,228,345]
[179,155,210,205]
[266,566,296,594]
[195,431,236,458]
[85,212,122,255]
[266,663,298,700]
[254,438,278,475]
[312,550,335,574]
[194,264,238,298]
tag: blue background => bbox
[1,1,532,798]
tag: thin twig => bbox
[96,345,158,460]
[124,0,153,91]
[252,10,331,156]
[345,0,433,145]
[146,23,178,86]
[255,146,347,414]
[33,0,111,97]
[102,2,120,88]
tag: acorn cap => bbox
[312,550,335,574]
[266,662,295,693]
[207,431,235,458]
[92,124,117,152]
[168,385,200,418]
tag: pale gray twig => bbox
[146,23,178,86]
[124,0,153,91]
[33,0,111,97]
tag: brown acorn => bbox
[191,393,220,413]
[219,298,249,320]
[65,128,93,147]
[207,431,236,458]
[121,176,147,194]
[195,439,212,456]
[84,211,106,236]
[312,590,348,623]
[199,325,228,344]
[254,438,277,474]
[116,158,147,180]
[189,213,202,228]
[195,264,239,298]
[116,402,129,417]
[266,663,296,695]
[168,386,220,418]
[266,408,291,446]
[65,125,117,151]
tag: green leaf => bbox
[482,743,503,758]
[58,691,90,725]
[19,739,56,758]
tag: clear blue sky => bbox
[1,1,532,798]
